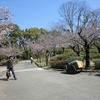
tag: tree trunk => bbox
[97,46,100,53]
[77,52,80,56]
[46,57,48,66]
[35,54,38,62]
[45,50,49,66]
[84,44,90,68]
[38,52,41,63]
[62,47,65,54]
[71,46,80,56]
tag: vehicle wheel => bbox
[64,65,68,73]
[67,65,77,74]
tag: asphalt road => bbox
[0,60,100,100]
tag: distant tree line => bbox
[0,1,100,69]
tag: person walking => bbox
[6,56,17,81]
[30,56,33,64]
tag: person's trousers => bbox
[31,60,33,64]
[7,68,16,79]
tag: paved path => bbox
[0,60,100,100]
[0,66,6,78]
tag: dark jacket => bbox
[7,59,13,69]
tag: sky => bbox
[0,0,100,30]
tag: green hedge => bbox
[0,59,19,66]
[50,56,83,69]
[93,59,100,70]
[90,47,98,53]
[50,60,67,69]
[90,53,100,59]
[56,48,63,54]
[0,60,7,66]
[50,52,77,61]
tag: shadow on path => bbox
[0,78,8,81]
[95,74,100,77]
[0,78,17,81]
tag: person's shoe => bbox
[7,78,9,81]
[14,78,17,80]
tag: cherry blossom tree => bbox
[0,5,14,61]
[58,1,100,68]
[56,34,70,54]
[37,34,53,66]
[0,5,13,43]
[51,21,82,56]
[31,42,44,62]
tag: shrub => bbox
[57,54,68,60]
[65,48,73,53]
[50,52,78,61]
[90,47,98,53]
[93,59,100,70]
[50,56,59,61]
[0,60,7,66]
[62,53,77,60]
[49,56,83,69]
[67,56,83,61]
[0,58,19,66]
[80,51,85,56]
[90,53,100,59]
[50,60,66,69]
[56,48,63,54]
